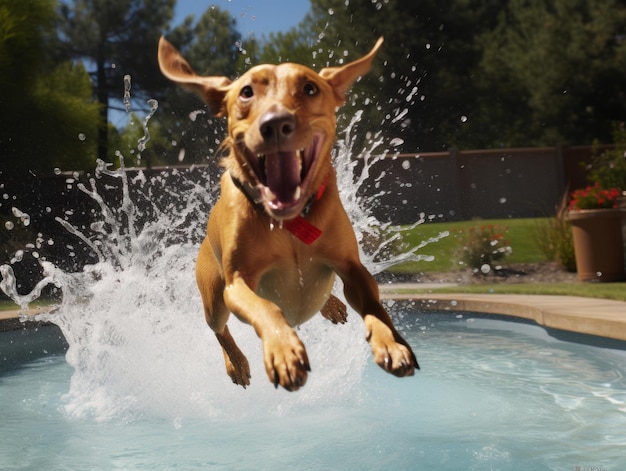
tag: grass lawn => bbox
[390,282,626,302]
[392,217,549,273]
[387,217,626,301]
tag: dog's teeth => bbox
[294,186,302,200]
[266,188,277,200]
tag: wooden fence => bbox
[358,145,605,224]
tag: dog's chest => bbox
[256,260,335,327]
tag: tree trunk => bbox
[96,42,108,161]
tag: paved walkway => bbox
[2,285,626,341]
[379,283,626,341]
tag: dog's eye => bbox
[303,82,318,96]
[240,85,254,100]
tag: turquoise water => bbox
[2,311,625,471]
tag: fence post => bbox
[449,147,468,220]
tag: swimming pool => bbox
[1,308,624,470]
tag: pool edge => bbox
[2,289,626,341]
[380,289,626,342]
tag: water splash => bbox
[123,74,132,113]
[136,98,159,165]
[0,109,437,423]
[333,111,441,273]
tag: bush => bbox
[589,122,626,191]
[534,192,576,272]
[457,224,512,273]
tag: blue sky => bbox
[173,0,311,37]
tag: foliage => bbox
[0,0,99,175]
[263,0,626,151]
[589,122,626,190]
[58,0,175,159]
[456,224,512,273]
[568,183,621,209]
[534,194,576,271]
[110,112,172,167]
[481,0,626,147]
[275,0,505,152]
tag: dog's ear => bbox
[319,37,383,106]
[158,36,232,116]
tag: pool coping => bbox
[2,286,626,340]
[379,284,626,341]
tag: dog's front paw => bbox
[367,320,419,377]
[320,294,348,324]
[262,327,310,391]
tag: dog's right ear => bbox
[158,36,232,117]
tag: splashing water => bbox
[0,110,437,423]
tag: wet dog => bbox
[158,36,418,391]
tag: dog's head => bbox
[158,37,383,220]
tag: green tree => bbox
[260,0,503,152]
[481,0,626,146]
[58,0,175,160]
[0,0,99,175]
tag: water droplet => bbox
[78,133,86,141]
[123,74,132,112]
[391,138,405,148]
[499,197,507,204]
[460,115,468,123]
[5,221,14,230]
[54,168,62,175]
[328,8,334,14]
[401,160,411,170]
[14,250,23,262]
[480,264,491,274]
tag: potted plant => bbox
[567,183,625,282]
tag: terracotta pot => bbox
[567,208,626,282]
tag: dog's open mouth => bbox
[243,135,324,219]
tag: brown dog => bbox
[158,36,418,391]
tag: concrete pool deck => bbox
[1,285,626,341]
[379,283,626,341]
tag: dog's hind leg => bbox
[215,325,251,387]
[320,294,348,324]
[196,238,251,387]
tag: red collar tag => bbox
[284,216,322,244]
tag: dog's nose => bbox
[259,111,296,142]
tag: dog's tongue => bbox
[265,151,301,204]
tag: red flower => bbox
[569,183,621,210]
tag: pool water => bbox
[1,310,625,471]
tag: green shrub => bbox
[457,224,512,273]
[589,122,626,191]
[533,192,576,272]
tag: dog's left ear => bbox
[158,36,232,116]
[319,37,383,106]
